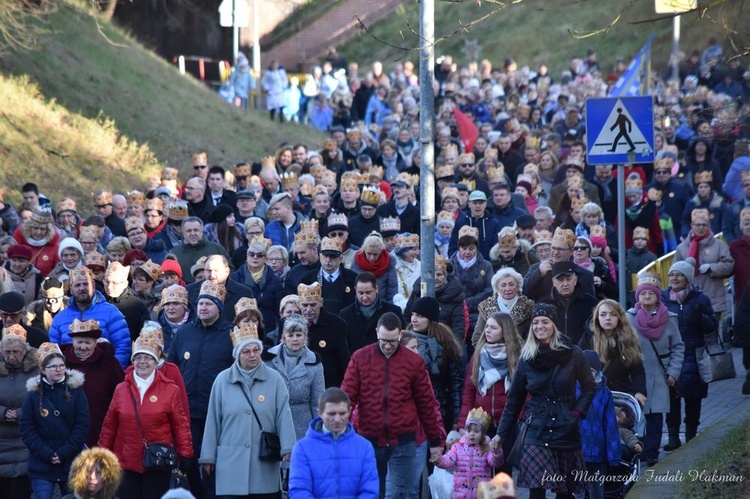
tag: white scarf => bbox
[26,235,50,247]
[134,370,155,403]
[457,255,477,269]
[497,295,519,314]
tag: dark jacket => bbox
[449,252,493,318]
[187,196,215,224]
[305,309,351,388]
[449,212,502,259]
[578,333,647,396]
[300,265,358,316]
[105,213,127,238]
[376,200,420,235]
[285,262,320,296]
[523,261,596,303]
[490,203,527,231]
[645,180,690,241]
[347,214,381,248]
[229,265,283,332]
[186,277,254,324]
[405,276,467,344]
[340,298,406,353]
[488,244,539,276]
[0,348,39,478]
[156,304,196,354]
[105,287,150,342]
[540,287,598,346]
[171,238,232,285]
[264,212,307,252]
[458,357,508,430]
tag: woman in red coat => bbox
[98,330,193,499]
[12,206,60,278]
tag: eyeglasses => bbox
[267,257,283,263]
[655,170,670,175]
[377,337,400,346]
[247,252,266,258]
[247,232,263,238]
[573,246,589,251]
[550,246,569,253]
[329,231,347,238]
[45,364,66,370]
[193,165,208,170]
[667,272,685,278]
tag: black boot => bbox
[663,426,682,451]
[743,374,750,395]
[686,426,697,442]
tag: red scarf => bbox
[354,250,391,277]
[687,230,711,275]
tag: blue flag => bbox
[609,35,655,97]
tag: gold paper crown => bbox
[442,187,459,200]
[458,152,475,164]
[637,272,661,289]
[435,255,448,274]
[127,190,145,205]
[534,230,553,245]
[484,148,498,161]
[132,332,161,360]
[552,227,576,249]
[625,174,643,191]
[694,171,713,185]
[140,323,165,350]
[160,284,188,308]
[395,233,419,249]
[346,129,362,140]
[320,236,343,253]
[487,166,506,180]
[466,407,492,430]
[137,260,162,282]
[233,164,251,177]
[144,198,164,213]
[633,227,650,240]
[161,179,178,195]
[260,156,276,169]
[125,217,145,233]
[300,220,319,233]
[691,208,710,223]
[37,342,63,367]
[234,297,259,317]
[69,266,93,283]
[571,197,589,210]
[444,144,458,157]
[320,170,336,183]
[360,186,382,206]
[105,261,130,281]
[458,225,479,241]
[3,324,27,342]
[56,198,77,213]
[395,172,414,188]
[369,166,385,180]
[312,185,328,197]
[437,210,455,225]
[295,230,319,246]
[476,472,516,499]
[380,216,401,233]
[30,206,53,225]
[589,225,606,238]
[297,282,322,302]
[280,172,299,189]
[741,170,750,182]
[459,179,476,191]
[299,183,313,197]
[525,136,541,149]
[192,152,208,166]
[248,235,272,250]
[567,176,583,189]
[497,227,518,248]
[198,281,226,302]
[168,200,189,220]
[69,319,100,336]
[231,323,260,348]
[85,251,107,269]
[741,208,750,224]
[92,190,113,206]
[524,163,539,175]
[328,212,348,228]
[647,188,663,202]
[323,139,337,151]
[505,118,520,132]
[162,167,179,181]
[78,225,98,241]
[565,156,583,169]
[310,165,327,179]
[653,158,670,171]
[144,176,159,193]
[435,165,455,179]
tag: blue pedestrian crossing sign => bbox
[586,96,655,165]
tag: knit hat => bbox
[531,303,558,326]
[0,291,25,313]
[161,259,183,279]
[669,257,696,284]
[635,272,662,299]
[57,237,84,259]
[412,296,440,323]
[7,245,32,261]
[208,204,235,225]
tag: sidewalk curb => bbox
[626,392,750,498]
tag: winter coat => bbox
[300,264,358,314]
[732,286,750,348]
[60,342,124,448]
[540,287,598,346]
[523,262,596,303]
[577,257,618,301]
[49,291,132,367]
[0,348,39,478]
[140,238,168,265]
[98,370,193,473]
[661,287,716,399]
[170,238,232,285]
[488,244,539,276]
[450,213,502,260]
[496,346,596,450]
[405,276,468,344]
[306,310,351,388]
[199,361,296,496]
[577,334,647,396]
[105,287,150,342]
[341,343,446,447]
[19,370,89,482]
[3,262,42,305]
[156,305,195,354]
[730,236,750,306]
[674,232,734,313]
[186,277,254,325]
[340,298,406,353]
[348,256,399,303]
[577,371,620,466]
[619,199,665,256]
[472,293,535,345]
[124,361,190,427]
[289,418,379,499]
[450,253,493,320]
[625,247,658,299]
[265,344,325,440]
[265,212,306,252]
[62,446,121,499]
[458,357,508,430]
[722,155,750,202]
[12,226,61,278]
[721,198,750,244]
[229,265,283,332]
[261,67,289,110]
[376,200,420,235]
[346,214,380,248]
[166,316,235,420]
[627,310,684,414]
[645,180,690,240]
[436,435,504,499]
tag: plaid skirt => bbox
[517,444,588,494]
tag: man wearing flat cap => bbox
[540,261,598,345]
[0,291,48,347]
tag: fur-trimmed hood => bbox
[0,347,38,376]
[26,368,85,392]
[67,447,122,499]
[489,239,533,263]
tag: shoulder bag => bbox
[696,332,736,383]
[238,383,282,462]
[130,394,178,471]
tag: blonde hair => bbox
[591,299,643,367]
[520,318,568,361]
[471,312,523,386]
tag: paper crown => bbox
[458,152,475,165]
[31,205,54,225]
[140,322,165,350]
[369,166,385,180]
[653,158,670,171]
[476,472,516,499]
[248,235,272,250]
[92,190,113,206]
[234,297,259,317]
[442,187,459,201]
[127,190,145,206]
[633,227,650,240]
[105,261,130,281]
[466,407,492,430]
[380,216,401,234]
[199,281,226,302]
[78,225,98,241]
[192,152,208,166]
[280,172,299,188]
[310,165,327,179]
[37,342,63,367]
[41,277,65,298]
[161,179,178,195]
[56,198,77,213]
[524,163,539,175]
[589,225,606,238]
[68,318,101,338]
[487,166,505,180]
[233,164,251,177]
[625,173,643,192]
[564,155,583,169]
[136,260,162,282]
[295,229,319,246]
[525,136,542,149]
[125,217,145,233]
[320,236,343,253]
[327,212,348,229]
[260,156,276,169]
[312,185,328,198]
[694,171,713,185]
[459,179,476,191]
[132,331,161,360]
[69,266,94,283]
[571,197,589,210]
[231,323,260,349]
[320,169,336,182]
[691,208,710,223]
[458,225,479,241]
[299,219,319,233]
[395,233,419,249]
[435,165,455,180]
[85,251,107,269]
[741,208,750,224]
[741,170,750,182]
[637,272,661,289]
[437,210,455,226]
[484,148,498,161]
[161,166,179,181]
[533,230,553,246]
[395,172,415,188]
[552,227,576,249]
[567,176,583,190]
[168,200,189,220]
[297,282,322,302]
[435,255,448,274]
[497,227,518,248]
[360,186,382,206]
[3,324,27,342]
[647,188,663,202]
[346,129,362,140]
[144,198,164,213]
[160,284,188,308]
[323,139,337,151]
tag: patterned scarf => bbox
[478,343,509,396]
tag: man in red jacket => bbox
[340,312,445,498]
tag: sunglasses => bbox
[193,165,208,170]
[329,231,347,238]
[459,163,474,167]
[247,252,266,258]
[573,246,589,251]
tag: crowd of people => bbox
[0,37,750,499]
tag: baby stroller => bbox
[604,391,645,499]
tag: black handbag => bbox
[130,395,178,471]
[238,384,282,462]
[506,415,531,468]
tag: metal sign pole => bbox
[617,164,627,308]
[419,0,435,298]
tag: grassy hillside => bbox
[338,0,749,76]
[0,1,325,210]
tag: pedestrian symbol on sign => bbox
[609,108,636,152]
[586,96,654,164]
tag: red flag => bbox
[452,108,479,153]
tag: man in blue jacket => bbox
[48,267,131,367]
[289,387,379,498]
